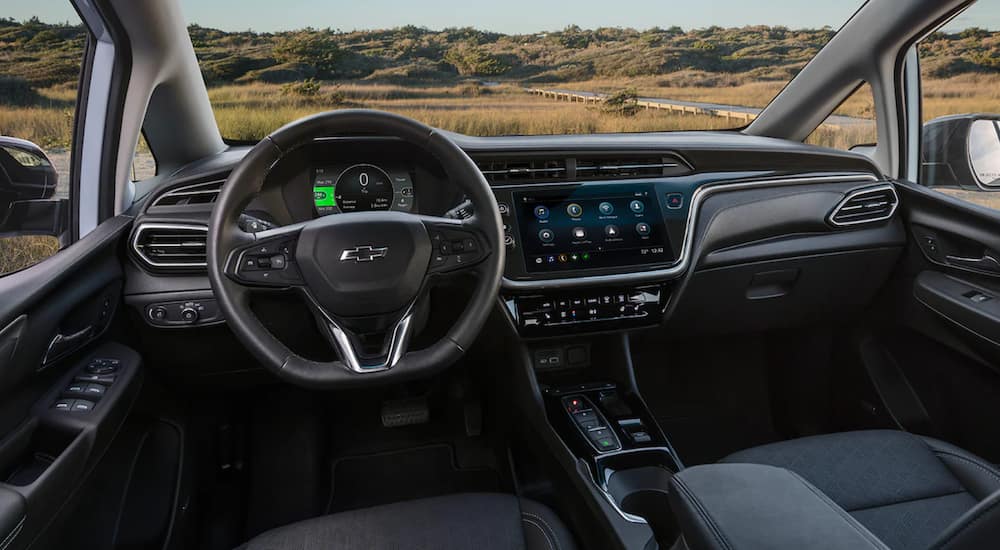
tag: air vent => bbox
[132,224,208,269]
[150,179,225,207]
[829,184,899,226]
[574,155,689,180]
[476,157,568,184]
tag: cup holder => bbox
[596,449,679,546]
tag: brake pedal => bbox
[381,396,429,428]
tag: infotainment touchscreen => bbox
[515,184,674,272]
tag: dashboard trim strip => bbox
[501,173,881,291]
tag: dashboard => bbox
[128,131,904,344]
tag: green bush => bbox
[273,31,343,76]
[600,88,640,117]
[443,46,509,76]
[0,75,39,106]
[281,78,321,97]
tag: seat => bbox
[722,430,1000,549]
[237,493,577,550]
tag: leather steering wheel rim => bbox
[206,110,504,388]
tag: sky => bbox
[6,0,1000,33]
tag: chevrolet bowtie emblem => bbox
[340,245,388,262]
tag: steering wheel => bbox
[206,110,504,388]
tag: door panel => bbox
[0,215,144,550]
[870,181,1000,461]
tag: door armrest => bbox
[0,487,25,550]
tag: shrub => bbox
[0,75,40,106]
[273,31,343,77]
[281,78,321,97]
[600,88,640,117]
[443,46,509,76]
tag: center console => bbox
[494,180,692,337]
[542,380,683,545]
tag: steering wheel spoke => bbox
[305,297,415,373]
[224,223,307,288]
[422,216,492,275]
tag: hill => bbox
[1,17,999,92]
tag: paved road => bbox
[534,88,873,127]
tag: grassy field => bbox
[0,235,60,275]
[9,73,997,152]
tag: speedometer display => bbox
[335,165,393,212]
[313,163,414,216]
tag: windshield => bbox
[179,1,868,144]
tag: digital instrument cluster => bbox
[312,163,415,215]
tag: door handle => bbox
[945,253,1000,275]
[41,325,94,367]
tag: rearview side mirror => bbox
[0,136,67,239]
[921,114,1000,191]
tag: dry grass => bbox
[921,73,1000,121]
[0,235,60,276]
[0,75,996,155]
[209,82,736,140]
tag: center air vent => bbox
[829,184,899,226]
[150,179,225,207]
[132,224,208,270]
[476,157,568,184]
[574,156,688,180]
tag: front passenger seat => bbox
[723,430,1000,549]
[237,493,577,550]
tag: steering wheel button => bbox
[269,254,287,269]
[440,241,452,255]
[255,256,272,269]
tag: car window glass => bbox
[806,83,877,150]
[918,0,1000,211]
[0,14,84,276]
